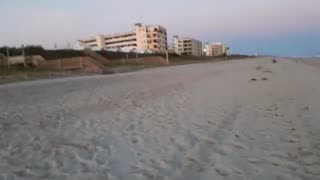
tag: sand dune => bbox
[1,57,320,180]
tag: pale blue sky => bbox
[1,0,320,55]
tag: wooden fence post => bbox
[59,59,62,69]
[135,52,139,63]
[166,50,169,64]
[22,45,27,68]
[80,57,84,70]
[6,47,10,68]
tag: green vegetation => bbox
[0,66,52,76]
[38,50,86,60]
[0,65,58,84]
[0,46,86,60]
[0,45,255,84]
[0,65,99,84]
[0,46,44,56]
[0,46,254,61]
[96,51,252,61]
[97,50,165,60]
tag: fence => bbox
[38,57,104,73]
[110,56,167,65]
[83,49,111,65]
[0,53,7,66]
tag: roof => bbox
[79,31,136,43]
[174,36,202,42]
[78,24,166,43]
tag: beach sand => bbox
[0,57,320,180]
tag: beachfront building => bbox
[78,23,168,53]
[172,36,202,56]
[204,42,229,56]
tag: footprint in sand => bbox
[131,136,143,146]
[299,155,319,166]
[284,119,293,124]
[304,165,320,175]
[150,158,169,170]
[126,124,136,131]
[265,153,300,171]
[298,106,310,118]
[207,120,216,126]
[262,69,273,73]
[248,158,264,166]
[98,96,112,105]
[131,137,139,144]
[200,137,215,145]
[170,136,193,152]
[176,144,187,152]
[249,78,257,82]
[296,148,319,167]
[280,135,299,143]
[242,132,255,141]
[215,166,231,177]
[303,106,310,111]
[233,169,243,175]
[228,141,247,151]
[256,65,263,70]
[276,174,300,180]
[298,147,314,156]
[213,146,233,156]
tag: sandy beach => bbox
[0,57,320,180]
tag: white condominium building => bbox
[172,36,202,56]
[204,42,229,56]
[78,23,168,53]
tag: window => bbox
[154,45,158,48]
